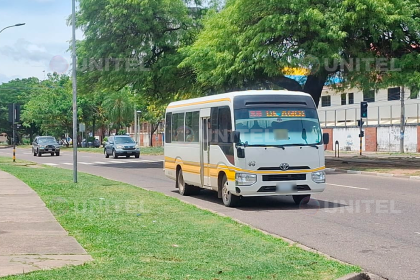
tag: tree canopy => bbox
[181,0,420,105]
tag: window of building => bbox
[321,96,331,107]
[363,89,375,103]
[165,113,171,143]
[341,94,346,105]
[349,93,354,104]
[388,87,400,101]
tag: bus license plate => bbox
[276,182,297,193]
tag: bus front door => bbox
[200,114,211,188]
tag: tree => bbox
[181,0,420,106]
[102,87,134,132]
[21,74,74,138]
[0,78,42,143]
[75,0,201,96]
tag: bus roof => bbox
[166,90,312,110]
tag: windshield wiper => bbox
[248,144,285,150]
[282,143,320,149]
[307,145,319,149]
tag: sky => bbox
[0,0,83,84]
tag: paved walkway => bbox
[0,170,92,277]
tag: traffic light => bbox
[357,120,365,127]
[8,104,21,123]
[361,101,368,118]
[359,131,365,138]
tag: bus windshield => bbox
[234,108,322,146]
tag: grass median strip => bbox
[0,157,359,280]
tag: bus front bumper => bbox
[228,171,326,197]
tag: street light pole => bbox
[137,111,142,145]
[71,0,78,183]
[0,23,25,34]
[134,108,138,143]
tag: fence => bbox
[319,101,420,128]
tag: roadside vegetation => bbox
[2,0,420,148]
[0,157,359,279]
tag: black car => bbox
[104,135,140,159]
[32,136,61,157]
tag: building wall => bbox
[365,127,377,152]
[318,87,420,126]
[333,127,365,151]
[322,128,333,151]
[376,126,417,152]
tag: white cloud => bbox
[0,39,51,63]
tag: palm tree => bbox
[102,88,134,131]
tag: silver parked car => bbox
[104,135,140,159]
[32,136,61,157]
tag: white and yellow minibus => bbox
[164,90,329,207]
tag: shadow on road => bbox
[99,161,163,169]
[171,189,347,212]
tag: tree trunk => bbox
[149,122,160,147]
[92,116,96,139]
[303,72,328,108]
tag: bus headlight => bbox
[236,173,257,186]
[312,171,326,183]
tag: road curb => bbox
[336,272,387,280]
[326,167,415,179]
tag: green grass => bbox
[0,157,359,280]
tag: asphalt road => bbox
[1,148,419,280]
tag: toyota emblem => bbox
[280,163,289,171]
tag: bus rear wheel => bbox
[177,168,197,196]
[221,175,240,207]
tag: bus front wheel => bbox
[221,175,240,207]
[177,168,196,196]
[292,195,311,205]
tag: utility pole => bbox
[12,104,16,163]
[71,0,78,183]
[134,108,138,143]
[359,102,368,156]
[400,86,405,153]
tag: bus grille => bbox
[262,174,306,182]
[257,185,311,192]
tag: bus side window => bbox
[165,112,172,143]
[218,107,232,143]
[172,114,178,141]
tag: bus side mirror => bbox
[233,131,241,144]
[323,133,330,145]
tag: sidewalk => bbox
[325,150,420,178]
[0,170,92,277]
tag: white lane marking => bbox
[109,160,125,164]
[138,159,162,163]
[23,152,33,155]
[94,161,108,165]
[327,183,370,191]
[415,232,420,235]
[62,163,73,165]
[44,163,58,166]
[79,162,93,165]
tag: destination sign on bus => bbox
[249,110,306,118]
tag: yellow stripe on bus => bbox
[167,98,231,109]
